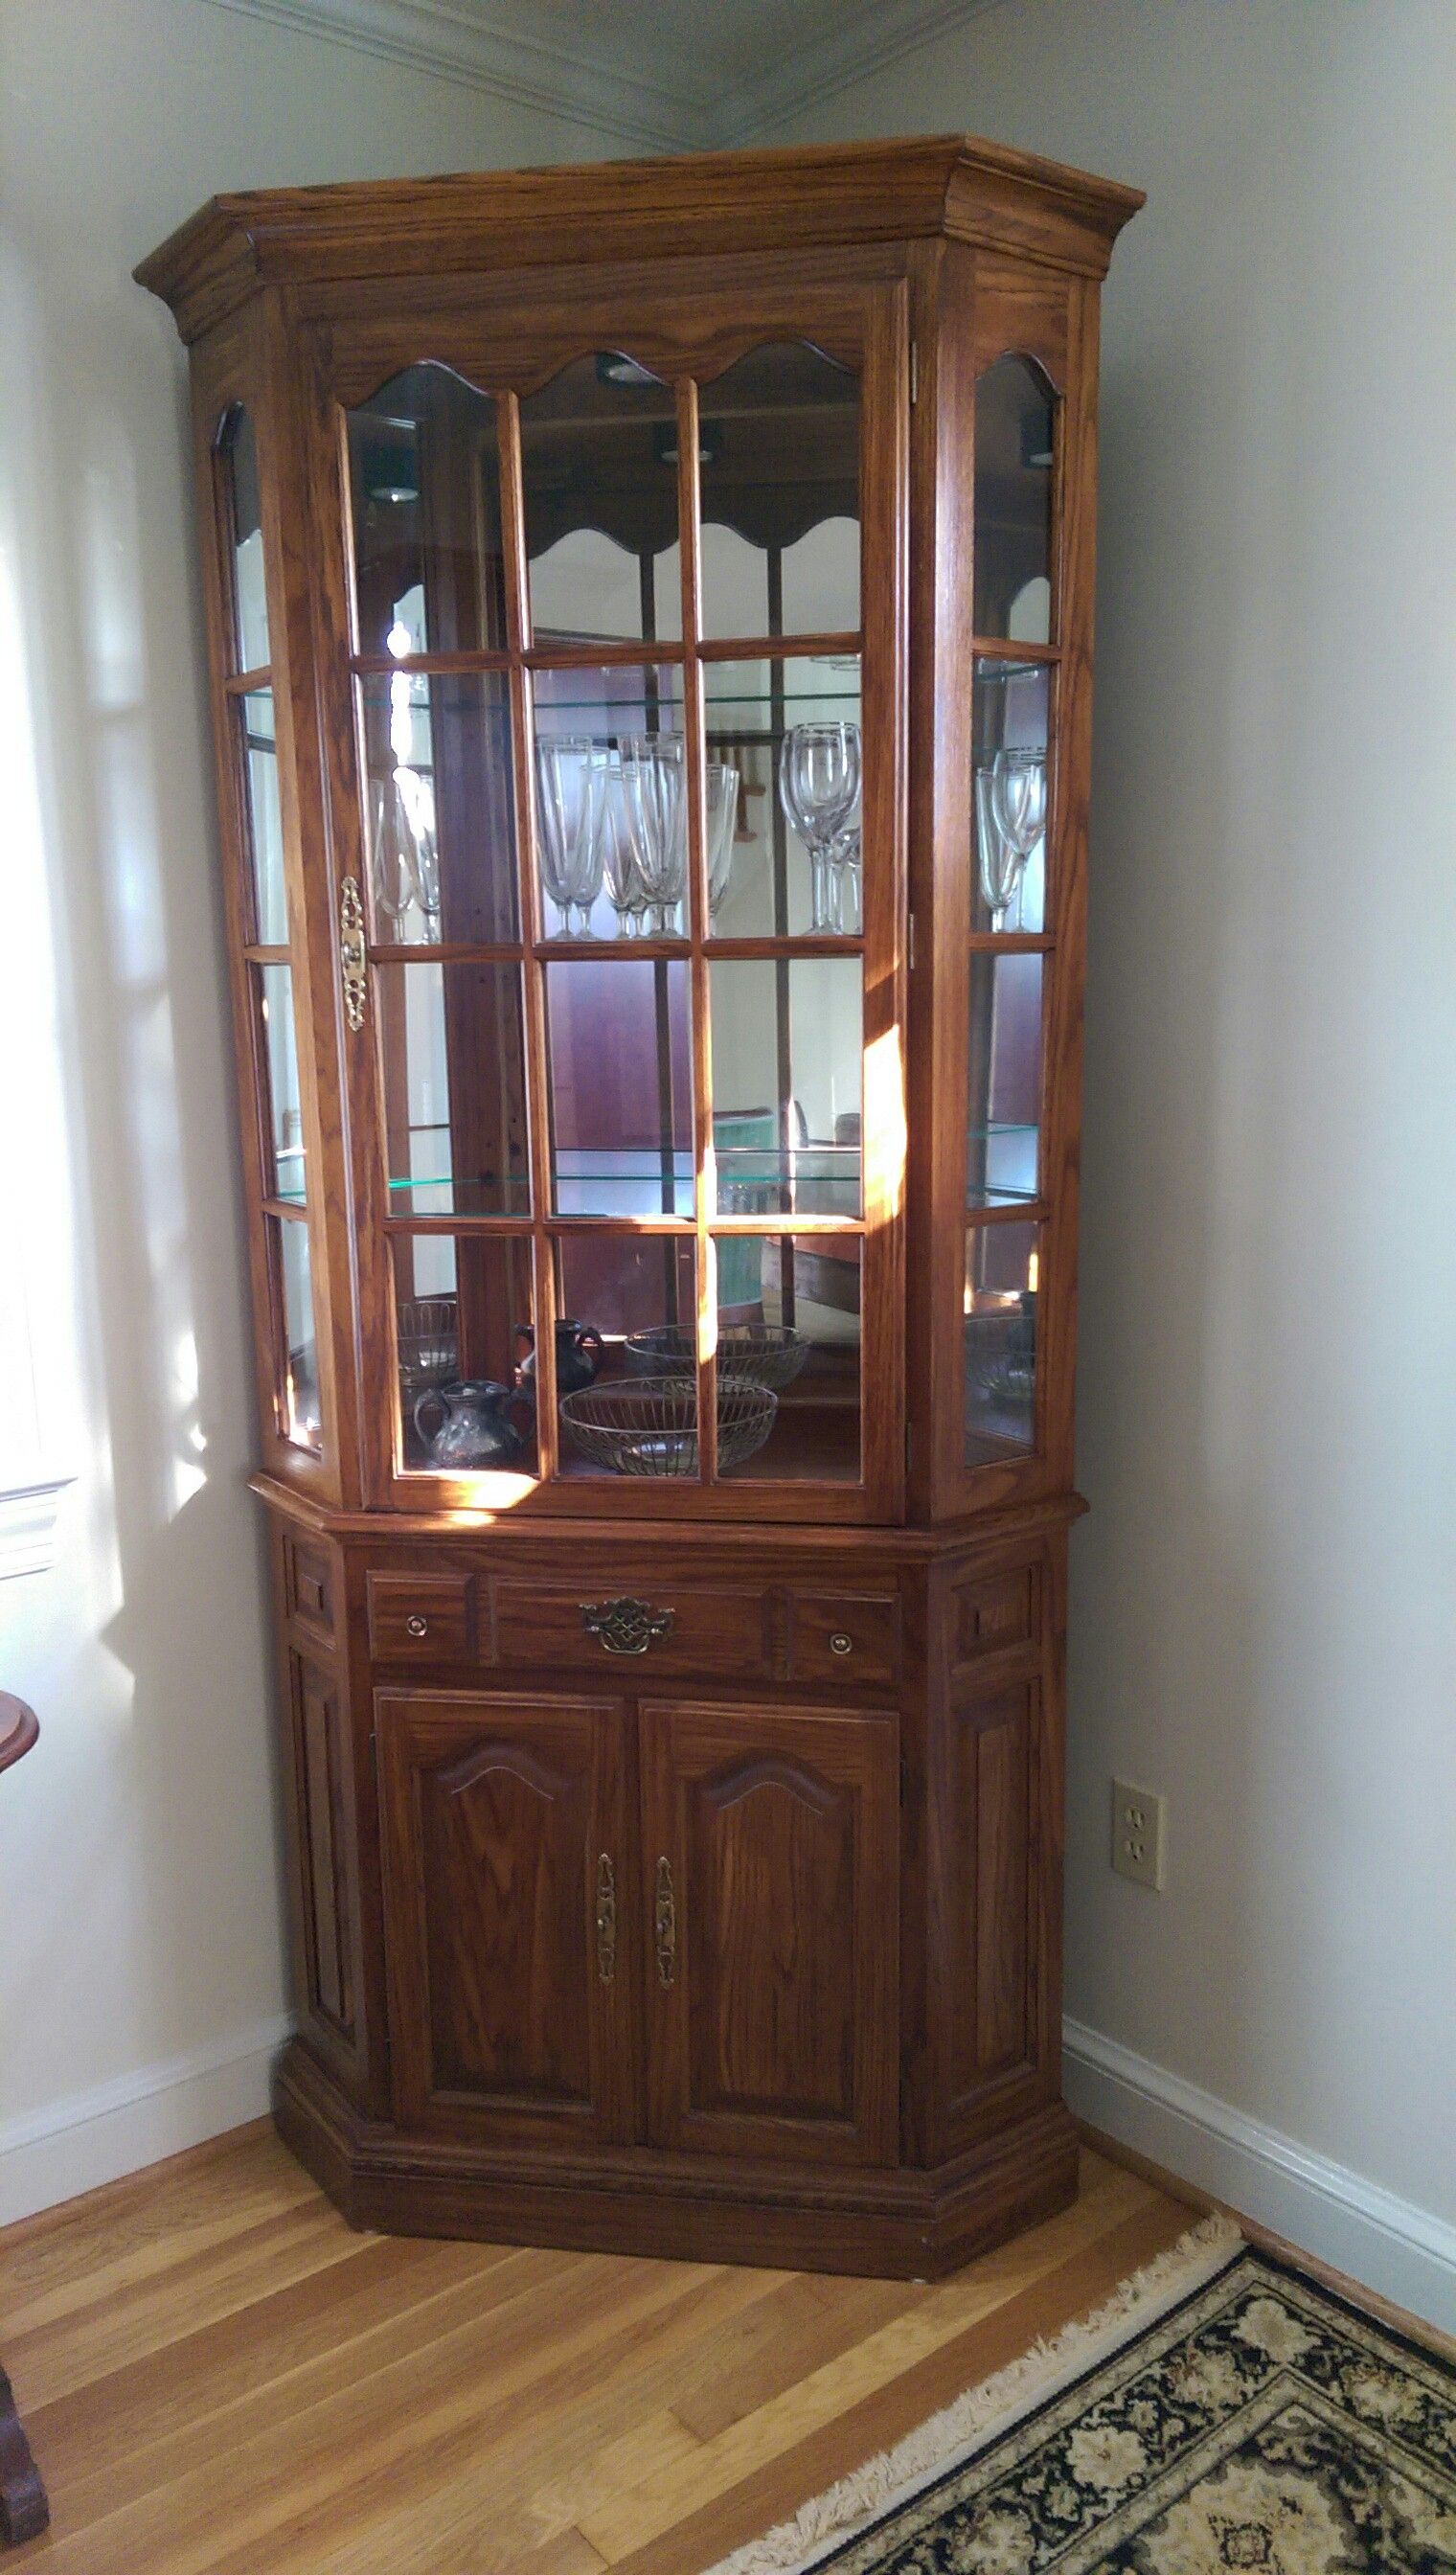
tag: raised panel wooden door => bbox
[640,1700,899,2166]
[376,1690,636,2144]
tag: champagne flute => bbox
[705,761,739,922]
[982,746,1046,931]
[617,735,687,936]
[369,772,417,936]
[779,721,861,932]
[535,735,605,937]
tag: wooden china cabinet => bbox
[138,136,1140,2276]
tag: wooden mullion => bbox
[544,1218,696,1239]
[497,387,558,1485]
[262,1196,310,1224]
[967,933,1054,956]
[711,1215,866,1238]
[351,647,511,676]
[970,635,1060,666]
[223,662,273,694]
[525,639,687,672]
[694,630,861,664]
[964,1198,1050,1231]
[368,941,524,966]
[241,942,292,966]
[677,375,716,1487]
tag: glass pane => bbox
[348,365,508,658]
[702,654,861,938]
[239,688,288,946]
[964,1221,1039,1464]
[697,342,860,641]
[393,1232,537,1475]
[554,1234,698,1482]
[375,962,529,1219]
[545,958,692,1217]
[972,657,1049,933]
[714,1236,860,1484]
[973,355,1055,643]
[533,664,685,939]
[710,957,861,1217]
[967,951,1042,1208]
[269,1215,321,1452]
[221,407,269,672]
[256,963,305,1202]
[521,355,681,647]
[358,670,517,945]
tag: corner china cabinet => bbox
[139,136,1140,2275]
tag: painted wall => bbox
[774,0,1456,2316]
[0,0,626,2222]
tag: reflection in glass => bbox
[257,964,305,1201]
[392,1232,537,1473]
[521,355,680,646]
[715,1237,860,1483]
[239,689,288,945]
[270,1214,321,1451]
[697,343,860,640]
[358,670,516,944]
[220,406,269,672]
[554,1235,696,1477]
[533,666,684,939]
[702,656,861,939]
[545,959,693,1216]
[710,956,861,1216]
[348,366,508,657]
[971,658,1049,933]
[973,354,1056,643]
[967,951,1042,1208]
[964,1221,1039,1464]
[376,962,529,1218]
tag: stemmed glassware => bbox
[370,768,440,934]
[704,761,739,922]
[535,735,607,937]
[976,746,1046,931]
[779,721,861,933]
[616,735,687,936]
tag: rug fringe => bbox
[702,2212,1244,2575]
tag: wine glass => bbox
[779,721,861,932]
[977,746,1046,931]
[369,772,418,935]
[826,823,861,935]
[394,764,440,929]
[600,754,647,937]
[705,761,739,922]
[535,735,605,937]
[617,735,687,936]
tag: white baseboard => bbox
[1064,2017,1456,2337]
[0,2014,292,2228]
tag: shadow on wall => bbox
[0,215,288,2101]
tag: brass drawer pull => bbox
[405,1613,428,1639]
[580,1597,674,1656]
[654,1856,676,1987]
[340,875,367,1031]
[830,1631,853,1656]
[595,1853,617,1983]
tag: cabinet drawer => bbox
[283,1534,335,1647]
[368,1571,475,1663]
[953,1564,1038,1664]
[788,1592,900,1688]
[493,1581,772,1679]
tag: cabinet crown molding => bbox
[135,132,1144,345]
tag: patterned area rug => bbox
[710,2226,1456,2575]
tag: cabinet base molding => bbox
[273,2042,1080,2281]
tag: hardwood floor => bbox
[0,2124,1194,2572]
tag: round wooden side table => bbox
[0,1697,48,2547]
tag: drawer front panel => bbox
[493,1582,772,1680]
[953,1564,1038,1665]
[283,1534,336,1648]
[788,1592,901,1688]
[368,1571,475,1663]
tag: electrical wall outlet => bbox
[1111,1779,1167,1891]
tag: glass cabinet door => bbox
[334,303,899,1513]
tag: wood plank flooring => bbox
[0,2124,1195,2573]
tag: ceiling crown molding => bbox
[201,0,1010,155]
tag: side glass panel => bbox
[697,343,860,641]
[715,1236,860,1484]
[532,665,685,938]
[239,687,288,945]
[545,958,693,1217]
[268,1214,321,1452]
[703,655,861,939]
[393,1232,537,1473]
[971,658,1049,934]
[967,952,1042,1209]
[348,366,508,657]
[358,669,517,945]
[220,406,269,672]
[554,1236,698,1482]
[520,356,680,647]
[375,962,529,1218]
[972,355,1056,644]
[964,1221,1039,1465]
[256,963,305,1203]
[709,956,861,1217]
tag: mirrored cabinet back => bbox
[138,134,1141,2275]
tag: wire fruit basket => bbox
[397,1298,459,1403]
[623,1321,808,1392]
[558,1374,777,1476]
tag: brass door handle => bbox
[340,875,367,1031]
[654,1856,676,1988]
[595,1853,617,1983]
[580,1598,674,1656]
